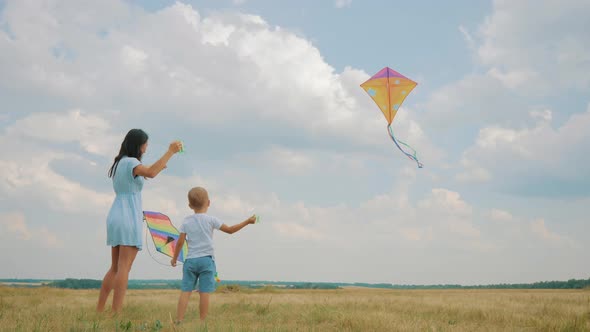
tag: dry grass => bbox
[1,286,589,331]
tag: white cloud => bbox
[0,212,63,248]
[141,169,487,251]
[0,111,115,214]
[419,188,472,218]
[487,67,539,90]
[418,189,480,238]
[400,226,433,242]
[201,18,235,46]
[475,0,590,92]
[458,25,474,50]
[261,146,315,174]
[529,109,552,122]
[441,4,590,194]
[530,219,575,247]
[335,0,352,9]
[475,126,534,158]
[0,0,440,159]
[456,158,492,183]
[488,209,514,222]
[0,155,113,214]
[121,45,148,72]
[5,109,116,156]
[273,223,324,240]
[458,103,590,187]
[423,0,590,135]
[0,212,31,240]
[419,73,523,128]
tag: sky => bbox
[0,0,589,285]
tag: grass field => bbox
[1,286,589,331]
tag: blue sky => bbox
[0,0,588,284]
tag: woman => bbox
[97,129,182,313]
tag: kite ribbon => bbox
[387,124,423,168]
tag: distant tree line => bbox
[45,279,182,289]
[46,279,102,289]
[287,282,340,290]
[469,279,590,290]
[365,278,590,290]
[28,277,590,290]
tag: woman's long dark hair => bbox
[108,129,149,178]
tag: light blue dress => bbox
[106,156,144,250]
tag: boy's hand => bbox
[171,258,177,267]
[247,215,257,224]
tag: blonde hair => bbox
[188,187,209,210]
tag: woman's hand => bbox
[169,141,183,154]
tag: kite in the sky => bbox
[143,211,188,263]
[360,67,423,168]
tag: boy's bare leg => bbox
[176,291,192,322]
[199,292,210,321]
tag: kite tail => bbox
[387,124,423,168]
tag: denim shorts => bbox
[181,256,216,293]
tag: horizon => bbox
[2,277,589,287]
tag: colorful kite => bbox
[360,67,423,168]
[143,211,188,263]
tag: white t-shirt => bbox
[179,213,223,260]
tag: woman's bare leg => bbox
[111,245,138,313]
[96,246,119,312]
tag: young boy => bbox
[171,186,256,323]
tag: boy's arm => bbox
[170,233,187,267]
[219,215,256,234]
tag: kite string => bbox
[144,227,222,283]
[144,227,182,266]
[143,220,222,283]
[387,124,423,168]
